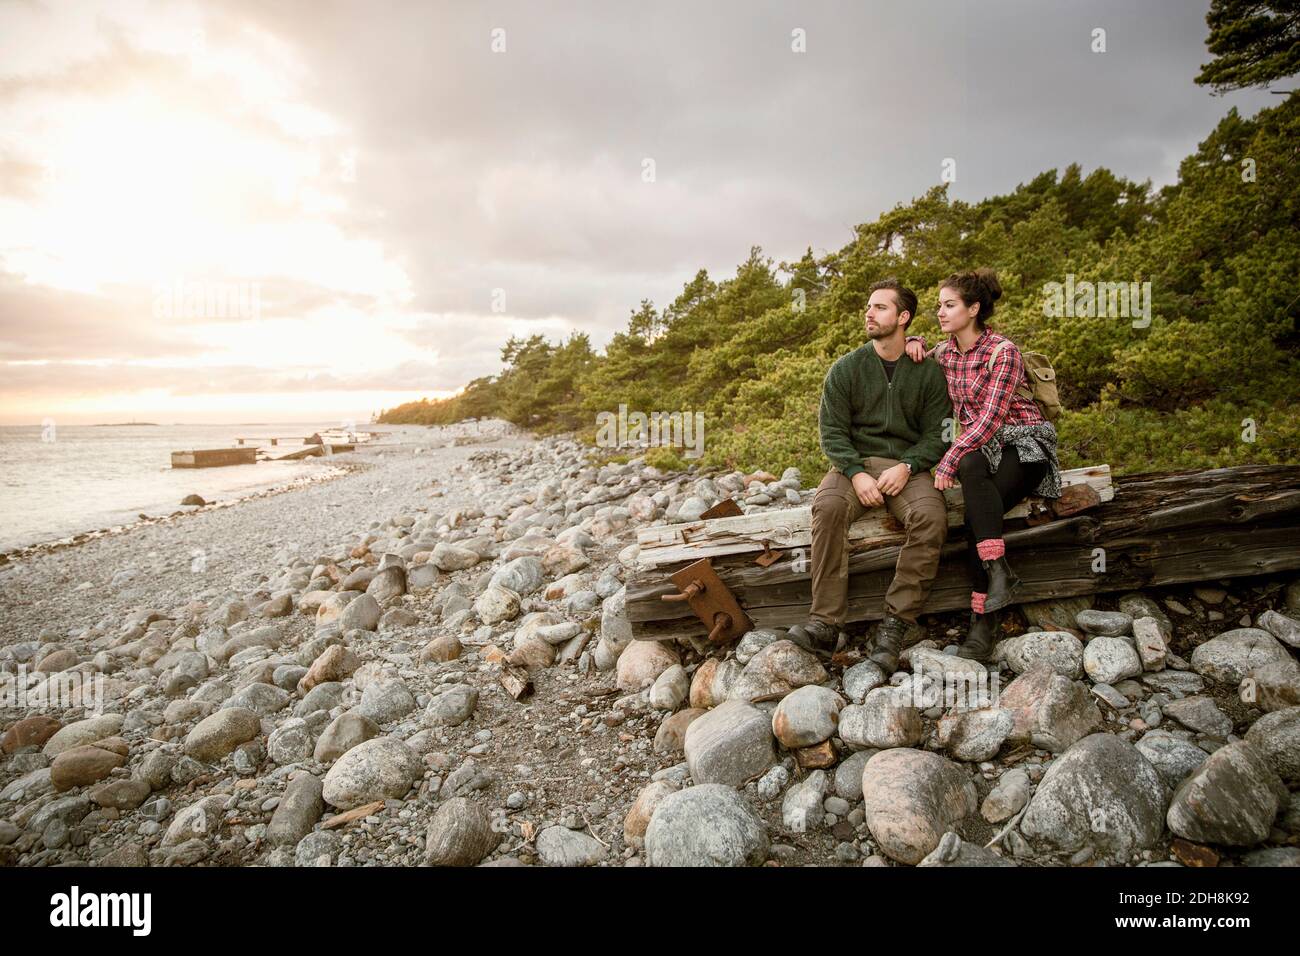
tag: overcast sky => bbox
[0,0,1274,424]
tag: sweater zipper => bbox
[874,347,894,435]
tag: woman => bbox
[904,268,1061,662]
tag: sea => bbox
[0,421,365,554]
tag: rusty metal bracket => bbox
[660,557,752,645]
[700,497,743,520]
[754,538,780,567]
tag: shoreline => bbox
[0,459,367,567]
[0,421,530,569]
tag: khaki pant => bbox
[809,457,947,625]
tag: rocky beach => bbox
[2,420,1298,868]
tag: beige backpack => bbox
[936,339,1062,421]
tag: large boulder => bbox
[41,714,123,758]
[1020,733,1167,857]
[726,641,827,703]
[489,556,546,596]
[1243,706,1300,786]
[313,712,379,763]
[599,586,634,655]
[998,666,1101,753]
[684,700,775,787]
[1083,637,1143,685]
[536,826,607,867]
[50,744,126,791]
[860,749,978,865]
[937,708,1016,762]
[475,584,521,625]
[366,565,407,604]
[616,640,679,693]
[356,679,417,724]
[1022,596,1092,632]
[624,780,679,848]
[1257,609,1300,649]
[771,685,843,748]
[2,715,61,753]
[1134,730,1208,790]
[298,645,360,693]
[994,631,1084,679]
[431,542,481,571]
[184,708,261,762]
[1190,628,1292,684]
[1166,740,1287,846]
[645,784,769,867]
[321,737,423,809]
[653,708,706,755]
[424,797,501,866]
[268,773,324,846]
[838,687,923,750]
[1162,696,1233,738]
[689,658,743,709]
[1246,659,1300,712]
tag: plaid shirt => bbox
[914,329,1045,480]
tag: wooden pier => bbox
[233,429,387,446]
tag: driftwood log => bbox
[626,463,1300,642]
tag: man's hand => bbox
[876,462,910,496]
[851,472,884,507]
[852,470,883,509]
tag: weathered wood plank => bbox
[635,464,1113,569]
[626,464,1300,641]
[629,521,1300,640]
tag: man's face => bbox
[864,289,904,339]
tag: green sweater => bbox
[818,344,952,480]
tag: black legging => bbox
[957,445,1048,594]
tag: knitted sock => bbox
[976,538,1005,561]
[971,592,987,614]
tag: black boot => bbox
[955,610,998,663]
[869,614,909,673]
[787,618,840,651]
[981,555,1021,613]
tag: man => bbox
[788,279,952,672]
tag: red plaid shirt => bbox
[912,329,1045,481]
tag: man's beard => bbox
[866,321,898,340]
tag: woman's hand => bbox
[905,339,927,362]
[933,472,954,492]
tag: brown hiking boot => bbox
[868,614,909,673]
[787,618,840,651]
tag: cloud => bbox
[0,0,1278,423]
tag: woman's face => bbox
[937,286,978,335]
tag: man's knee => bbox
[906,501,949,545]
[812,489,849,527]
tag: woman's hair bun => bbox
[974,267,1002,302]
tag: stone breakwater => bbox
[1,420,1298,868]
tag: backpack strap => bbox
[987,338,1036,399]
[987,339,1014,367]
